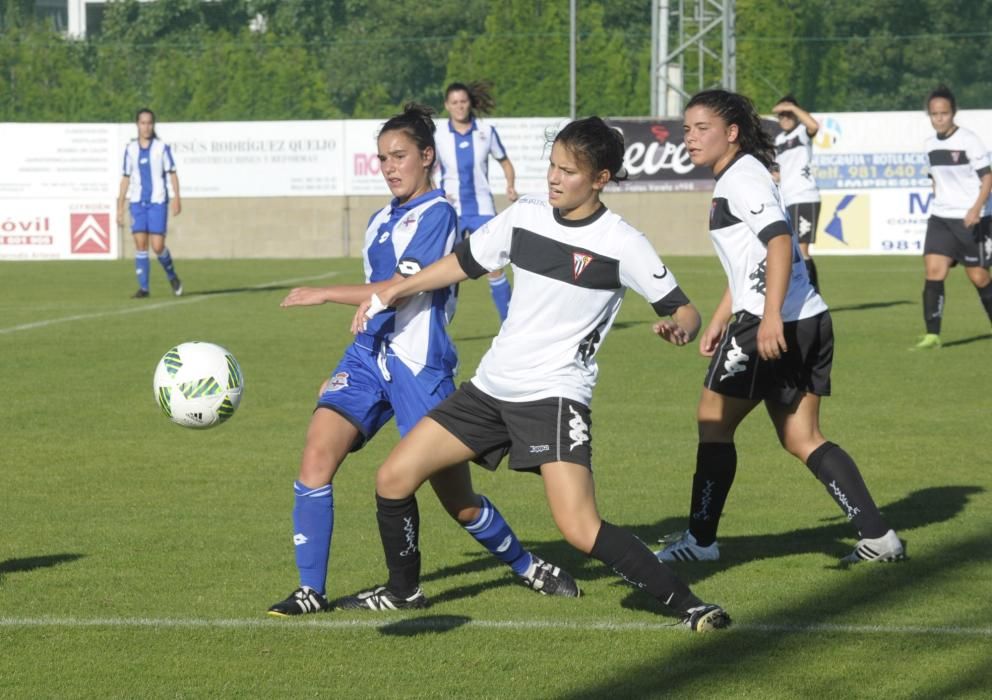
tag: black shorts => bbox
[924,215,992,267]
[787,202,821,245]
[703,310,833,405]
[427,381,593,472]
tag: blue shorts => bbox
[316,342,455,451]
[130,202,169,235]
[459,214,494,235]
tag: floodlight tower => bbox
[651,0,736,117]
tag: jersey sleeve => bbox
[965,132,991,177]
[396,202,457,277]
[455,205,515,278]
[618,232,690,316]
[489,126,508,161]
[731,175,791,244]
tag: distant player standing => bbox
[436,82,517,321]
[914,85,992,349]
[656,90,904,566]
[772,95,822,291]
[117,108,183,299]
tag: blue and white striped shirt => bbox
[436,118,508,224]
[122,138,176,204]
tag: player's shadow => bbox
[941,334,991,348]
[561,528,992,700]
[185,285,296,297]
[0,553,83,585]
[377,614,471,637]
[612,484,982,613]
[827,299,911,313]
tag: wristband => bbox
[365,293,388,319]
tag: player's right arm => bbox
[700,288,733,357]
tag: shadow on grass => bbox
[378,614,471,637]
[0,553,84,584]
[561,528,992,699]
[184,285,296,297]
[828,300,912,313]
[941,334,992,348]
[420,485,980,610]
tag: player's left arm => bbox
[773,101,819,138]
[499,158,518,202]
[169,171,181,216]
[757,235,791,360]
[965,171,991,228]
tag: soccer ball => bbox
[153,341,244,429]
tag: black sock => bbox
[375,493,421,597]
[687,442,737,546]
[589,520,702,615]
[977,282,992,322]
[923,280,944,334]
[805,258,820,292]
[806,442,888,539]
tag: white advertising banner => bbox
[150,120,345,197]
[0,123,119,260]
[810,110,992,255]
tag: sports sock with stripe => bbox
[157,247,178,281]
[923,280,944,334]
[292,481,334,594]
[135,250,150,291]
[463,495,532,575]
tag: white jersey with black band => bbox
[453,193,690,405]
[774,124,820,206]
[709,154,828,322]
[925,126,992,219]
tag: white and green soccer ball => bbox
[153,341,244,429]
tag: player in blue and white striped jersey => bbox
[267,105,576,618]
[656,90,904,567]
[116,108,183,299]
[773,94,822,291]
[914,85,992,350]
[436,82,517,321]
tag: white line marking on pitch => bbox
[0,617,988,637]
[0,272,338,335]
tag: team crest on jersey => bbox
[402,215,416,227]
[328,372,349,391]
[951,151,962,163]
[572,252,594,280]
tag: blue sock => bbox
[464,495,532,575]
[157,248,177,281]
[135,251,150,291]
[292,481,334,594]
[488,273,512,321]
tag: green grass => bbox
[1,256,990,699]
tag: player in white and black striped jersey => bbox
[914,85,992,350]
[772,95,822,291]
[656,90,904,567]
[338,117,731,632]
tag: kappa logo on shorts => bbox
[720,337,750,381]
[529,444,551,454]
[328,372,349,391]
[567,405,589,450]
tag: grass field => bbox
[1,255,990,699]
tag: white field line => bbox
[0,272,338,336]
[0,616,989,637]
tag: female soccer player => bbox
[436,81,517,321]
[340,116,731,632]
[117,108,183,298]
[267,105,577,617]
[656,90,904,566]
[914,85,992,349]
[772,95,822,291]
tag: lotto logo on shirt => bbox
[70,213,111,254]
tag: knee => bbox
[375,460,418,499]
[556,518,600,555]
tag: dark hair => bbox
[551,116,628,183]
[685,89,775,167]
[135,107,158,140]
[445,81,496,115]
[380,103,437,169]
[927,84,956,114]
[775,93,799,120]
